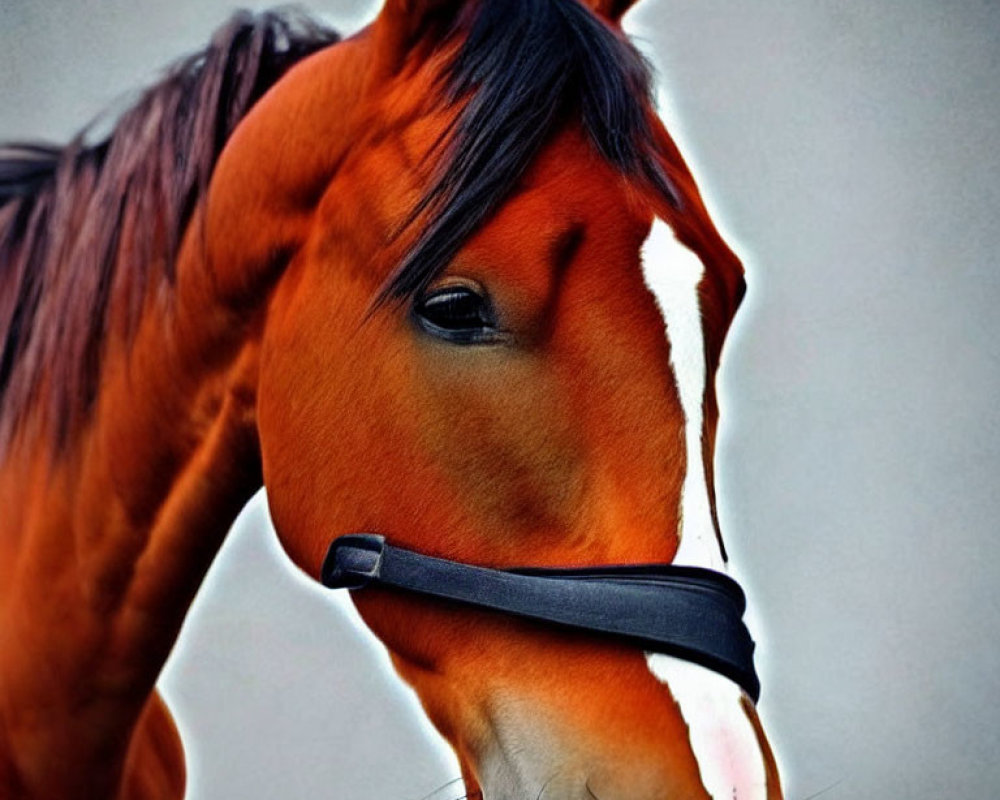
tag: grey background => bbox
[2,1,998,798]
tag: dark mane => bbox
[0,10,338,450]
[381,0,675,302]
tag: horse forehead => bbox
[476,130,653,249]
[387,121,652,280]
[458,194,652,321]
[526,126,648,206]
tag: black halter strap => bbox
[321,533,760,702]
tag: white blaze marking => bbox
[640,218,722,571]
[647,656,768,800]
[640,219,767,800]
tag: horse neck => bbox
[0,204,265,797]
[0,26,386,792]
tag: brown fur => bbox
[0,2,779,798]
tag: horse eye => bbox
[414,286,499,343]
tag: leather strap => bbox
[322,533,760,701]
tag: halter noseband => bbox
[321,533,760,702]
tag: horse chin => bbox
[471,715,594,800]
[471,721,693,800]
[458,691,696,800]
[437,662,774,800]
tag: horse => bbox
[0,1,782,798]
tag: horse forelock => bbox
[378,0,679,305]
[0,10,339,454]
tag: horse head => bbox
[0,1,779,797]
[207,1,777,797]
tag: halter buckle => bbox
[321,533,386,590]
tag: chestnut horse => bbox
[0,1,781,798]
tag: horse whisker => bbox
[799,779,845,800]
[411,775,465,800]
